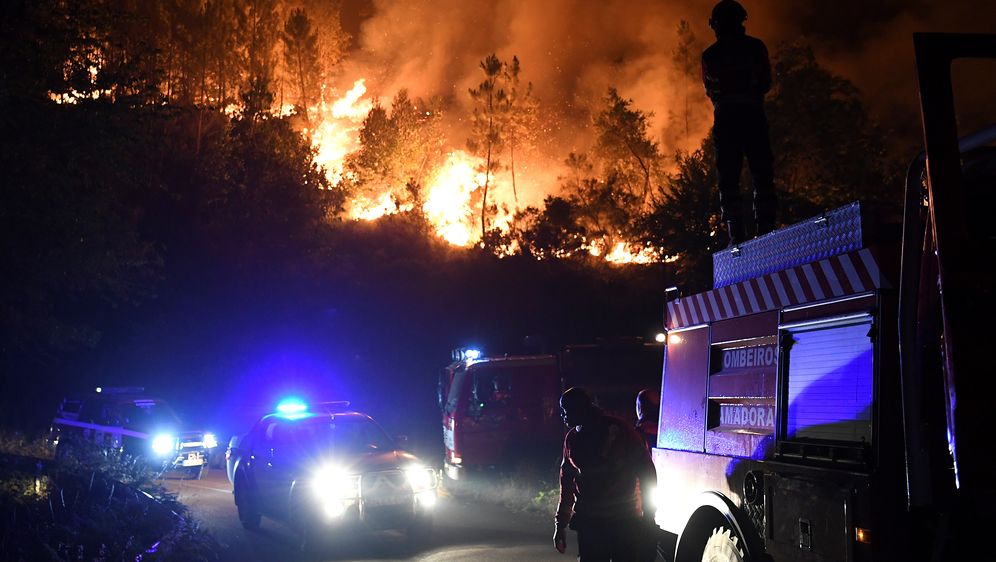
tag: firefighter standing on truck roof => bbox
[702,0,777,246]
[553,387,657,561]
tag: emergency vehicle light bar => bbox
[276,398,308,415]
[95,386,146,395]
[451,348,482,361]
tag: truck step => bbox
[712,201,864,289]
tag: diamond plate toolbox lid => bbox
[712,201,864,289]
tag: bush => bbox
[442,460,560,516]
[0,431,222,561]
[0,430,55,460]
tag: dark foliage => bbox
[0,433,221,561]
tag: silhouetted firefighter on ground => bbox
[702,0,777,245]
[553,387,658,561]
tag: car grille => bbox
[361,470,408,496]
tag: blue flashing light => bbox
[464,349,482,361]
[276,398,309,418]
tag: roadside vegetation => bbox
[440,458,561,517]
[0,430,221,561]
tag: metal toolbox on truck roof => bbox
[712,201,864,289]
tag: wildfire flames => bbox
[308,79,652,263]
[421,151,484,247]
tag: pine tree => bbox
[281,7,320,122]
[467,54,507,247]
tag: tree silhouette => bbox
[281,8,320,123]
[766,42,897,223]
[637,141,722,291]
[302,0,350,109]
[515,197,587,259]
[499,56,539,208]
[593,88,662,205]
[467,54,507,248]
[344,90,444,219]
[671,19,699,143]
[245,0,279,111]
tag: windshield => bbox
[78,397,182,431]
[444,367,467,415]
[120,400,183,432]
[290,416,394,454]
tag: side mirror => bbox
[227,435,241,460]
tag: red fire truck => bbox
[439,339,663,481]
[649,33,996,561]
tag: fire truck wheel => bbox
[700,526,745,562]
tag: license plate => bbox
[182,452,203,467]
[364,495,407,508]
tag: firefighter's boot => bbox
[727,220,746,247]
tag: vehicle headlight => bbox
[203,433,218,449]
[313,465,361,518]
[151,434,177,456]
[405,464,437,493]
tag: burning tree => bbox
[301,0,350,108]
[593,88,663,205]
[281,7,320,122]
[343,89,445,220]
[499,56,539,208]
[467,54,508,248]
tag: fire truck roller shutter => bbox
[673,491,764,562]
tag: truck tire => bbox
[700,526,746,562]
[675,503,756,562]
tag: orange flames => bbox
[422,151,482,246]
[304,79,654,263]
[308,80,519,249]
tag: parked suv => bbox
[49,387,219,478]
[226,399,437,548]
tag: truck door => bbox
[458,367,515,468]
[659,326,710,452]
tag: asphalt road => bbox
[163,469,578,561]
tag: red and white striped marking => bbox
[666,248,887,329]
